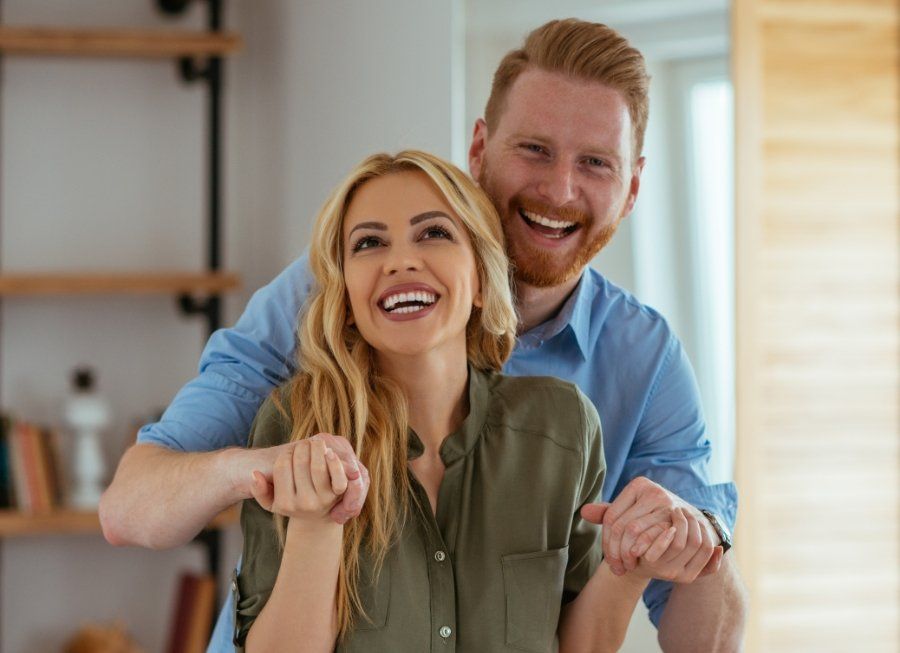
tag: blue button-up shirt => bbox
[138,254,737,650]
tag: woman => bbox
[234,151,676,652]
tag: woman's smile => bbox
[377,282,441,321]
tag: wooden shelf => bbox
[0,271,240,296]
[0,26,242,58]
[0,505,239,537]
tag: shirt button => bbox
[439,626,452,639]
[434,550,446,562]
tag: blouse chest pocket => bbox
[501,546,569,653]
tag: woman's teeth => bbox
[382,291,437,312]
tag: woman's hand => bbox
[256,435,350,525]
[250,433,370,525]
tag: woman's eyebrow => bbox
[410,211,451,225]
[347,221,387,237]
[348,211,452,238]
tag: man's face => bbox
[469,68,644,288]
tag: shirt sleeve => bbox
[623,335,739,626]
[562,390,606,605]
[233,396,294,649]
[137,255,313,452]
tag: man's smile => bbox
[517,207,581,240]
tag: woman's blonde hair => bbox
[272,150,517,638]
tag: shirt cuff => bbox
[671,481,738,531]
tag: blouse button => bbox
[434,550,447,562]
[439,626,452,639]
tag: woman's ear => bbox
[346,307,356,326]
[473,290,483,309]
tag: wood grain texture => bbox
[734,0,899,650]
[0,505,238,537]
[0,271,240,296]
[0,26,242,58]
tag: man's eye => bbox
[420,225,452,241]
[521,143,546,155]
[351,236,382,252]
[586,157,607,168]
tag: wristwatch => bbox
[700,509,732,554]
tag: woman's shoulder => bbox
[483,371,601,448]
[247,386,295,449]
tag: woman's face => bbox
[342,170,482,361]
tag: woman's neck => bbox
[376,347,469,455]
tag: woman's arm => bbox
[558,560,650,653]
[244,438,349,653]
[246,517,343,653]
[559,505,678,653]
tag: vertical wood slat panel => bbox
[734,0,899,651]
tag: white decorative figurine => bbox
[65,367,110,509]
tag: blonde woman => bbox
[234,151,677,653]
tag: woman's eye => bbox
[420,225,453,241]
[351,236,382,252]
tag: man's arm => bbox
[99,442,286,549]
[608,336,745,648]
[658,555,748,653]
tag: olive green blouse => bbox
[234,367,606,653]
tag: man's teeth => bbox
[522,210,577,230]
[382,291,437,312]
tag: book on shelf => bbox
[166,572,216,653]
[0,413,66,512]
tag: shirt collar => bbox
[516,271,593,359]
[407,364,491,464]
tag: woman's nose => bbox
[382,244,423,275]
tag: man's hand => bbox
[583,477,723,583]
[247,433,369,525]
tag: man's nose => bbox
[537,160,579,207]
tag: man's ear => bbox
[468,119,489,181]
[622,156,646,217]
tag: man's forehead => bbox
[495,68,632,152]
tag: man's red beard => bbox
[478,164,621,288]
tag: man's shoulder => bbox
[581,269,677,356]
[486,372,600,449]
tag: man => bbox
[101,18,747,652]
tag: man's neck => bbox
[376,346,470,455]
[515,273,582,334]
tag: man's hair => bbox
[485,18,650,159]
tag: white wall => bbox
[0,1,458,651]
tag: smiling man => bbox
[100,18,746,652]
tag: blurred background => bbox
[0,0,895,652]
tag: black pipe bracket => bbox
[178,57,216,83]
[177,293,216,320]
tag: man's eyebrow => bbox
[508,132,623,163]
